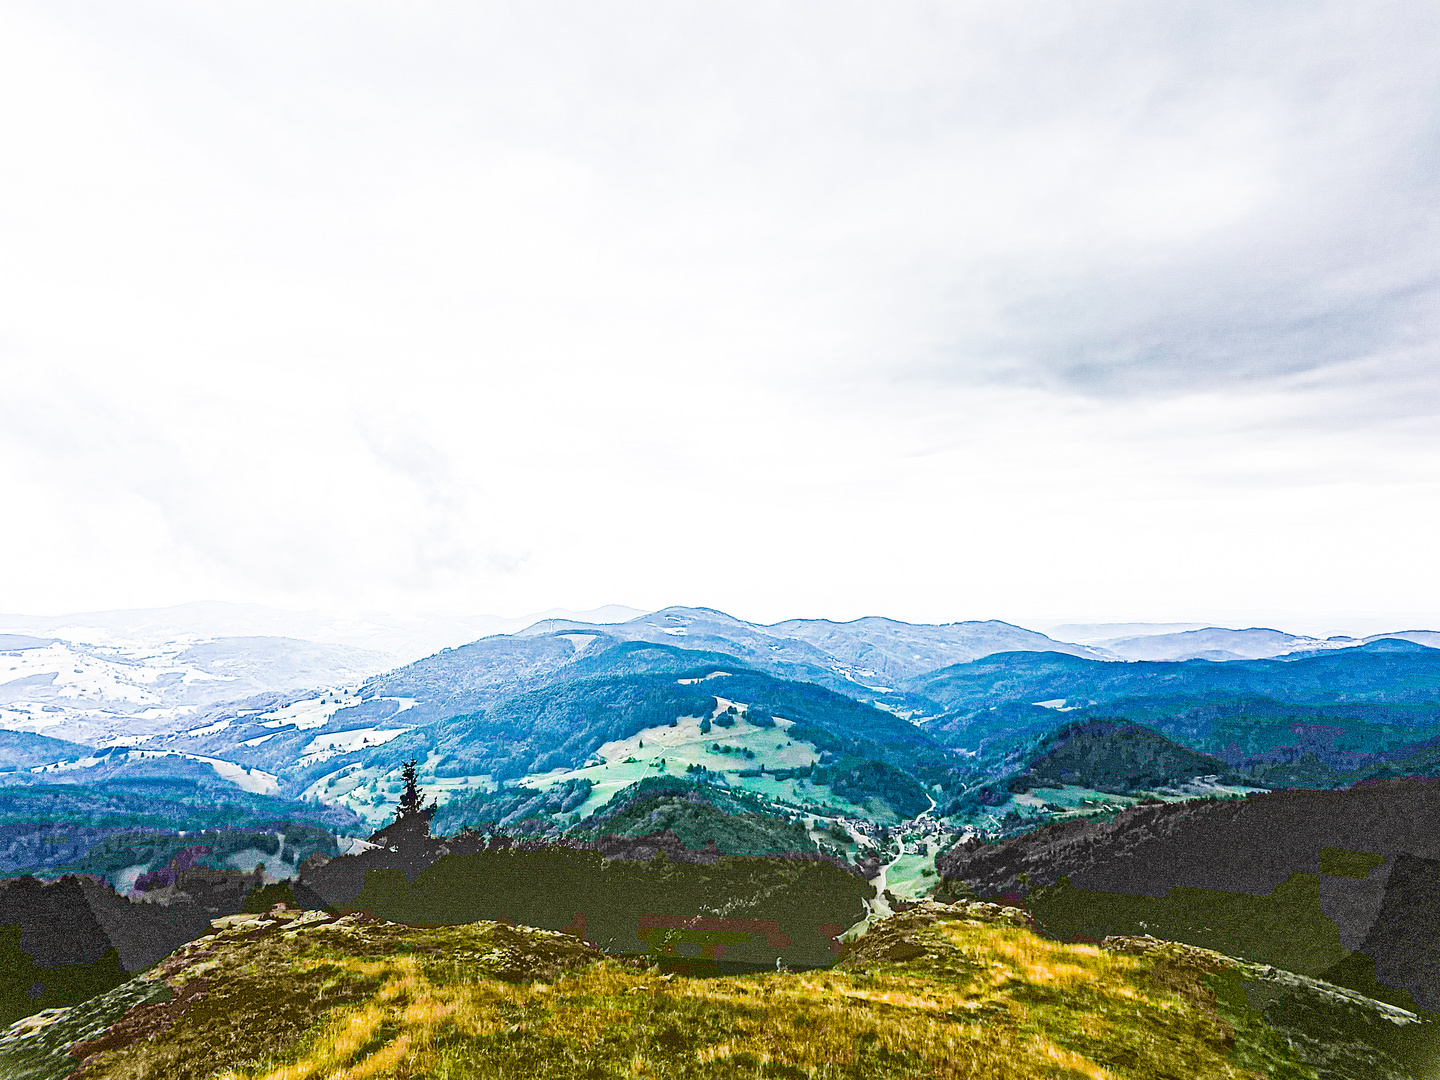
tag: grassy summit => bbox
[2,902,1430,1079]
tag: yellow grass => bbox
[185,915,1322,1080]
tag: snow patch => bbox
[558,634,598,655]
[194,755,280,795]
[29,749,279,795]
[297,727,412,766]
[186,719,232,737]
[677,671,731,685]
[258,693,359,730]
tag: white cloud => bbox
[1,1,1437,628]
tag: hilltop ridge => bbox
[2,900,1432,1080]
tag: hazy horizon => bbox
[3,597,1436,646]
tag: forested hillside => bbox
[913,641,1440,784]
[937,777,1440,1011]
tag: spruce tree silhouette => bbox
[396,758,429,823]
[369,758,436,852]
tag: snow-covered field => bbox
[0,631,388,745]
[257,692,364,732]
[30,748,280,795]
[0,638,220,742]
[297,727,413,767]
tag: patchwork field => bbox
[298,691,894,831]
[516,704,895,827]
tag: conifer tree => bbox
[395,758,430,822]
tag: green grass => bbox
[323,710,916,836]
[882,853,937,900]
[522,713,879,822]
[9,901,1424,1080]
[1318,847,1386,880]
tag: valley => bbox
[2,605,1439,1076]
[10,606,1440,884]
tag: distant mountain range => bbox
[5,603,1437,750]
[4,602,1440,843]
[0,633,391,744]
[519,608,1106,691]
[0,603,645,744]
[1085,626,1440,662]
[0,601,648,660]
[912,639,1440,781]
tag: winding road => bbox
[841,792,937,940]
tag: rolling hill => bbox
[913,640,1440,781]
[936,718,1253,839]
[517,607,1103,701]
[913,639,1440,717]
[161,640,960,830]
[562,776,824,858]
[0,778,363,884]
[0,730,92,771]
[1003,719,1236,793]
[1091,626,1349,661]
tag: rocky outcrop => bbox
[0,911,602,1080]
[837,899,1034,966]
[1102,936,1435,1080]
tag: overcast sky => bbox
[2,1,1438,631]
